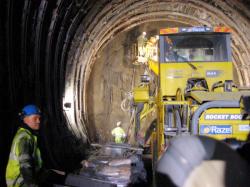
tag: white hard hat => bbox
[116,121,122,126]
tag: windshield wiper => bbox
[187,61,197,70]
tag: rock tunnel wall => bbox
[1,0,250,185]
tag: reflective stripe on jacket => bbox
[111,127,126,143]
[6,127,42,187]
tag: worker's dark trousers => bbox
[39,170,66,187]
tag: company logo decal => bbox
[239,125,250,132]
[200,125,232,135]
[204,114,242,120]
[206,70,221,77]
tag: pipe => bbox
[182,104,188,128]
[191,100,240,135]
[174,106,182,135]
[135,103,144,140]
[164,105,174,128]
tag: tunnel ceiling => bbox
[62,0,250,141]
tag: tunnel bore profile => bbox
[1,1,250,186]
[64,0,250,143]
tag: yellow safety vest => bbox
[6,127,42,187]
[111,127,126,143]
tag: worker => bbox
[164,37,186,62]
[189,48,205,61]
[137,31,148,57]
[6,104,43,187]
[111,121,126,144]
[165,36,175,62]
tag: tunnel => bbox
[1,0,250,186]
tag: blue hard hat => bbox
[21,104,41,117]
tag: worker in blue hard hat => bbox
[6,104,67,187]
[6,104,43,187]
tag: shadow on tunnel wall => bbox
[39,109,89,171]
[0,0,95,186]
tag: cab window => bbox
[163,33,231,62]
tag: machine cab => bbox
[159,27,232,63]
[153,27,234,97]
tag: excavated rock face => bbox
[87,21,187,143]
[62,0,250,142]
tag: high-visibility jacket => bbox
[111,127,126,143]
[6,127,42,187]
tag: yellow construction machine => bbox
[132,26,250,162]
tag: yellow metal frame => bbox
[199,108,250,141]
[133,27,250,162]
[160,62,233,97]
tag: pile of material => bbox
[65,143,146,187]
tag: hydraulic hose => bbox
[174,106,182,135]
[135,103,144,140]
[191,100,240,135]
